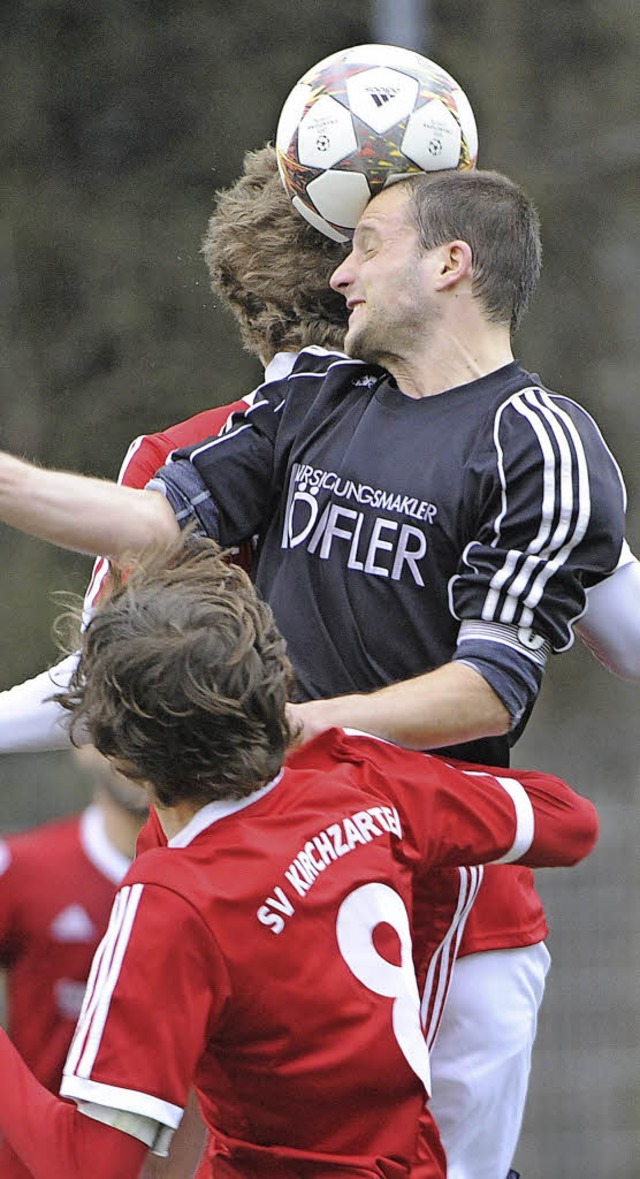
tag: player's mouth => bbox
[347,299,365,321]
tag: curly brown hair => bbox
[55,539,296,807]
[203,144,348,361]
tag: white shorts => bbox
[428,942,551,1179]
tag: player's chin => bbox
[344,322,369,360]
[345,327,380,366]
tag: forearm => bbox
[0,1030,147,1179]
[291,662,510,750]
[0,452,178,557]
[0,656,80,753]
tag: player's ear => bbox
[434,240,472,290]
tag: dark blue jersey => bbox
[151,348,626,764]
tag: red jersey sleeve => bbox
[60,881,229,1140]
[293,730,599,873]
[115,404,251,491]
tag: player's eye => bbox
[358,238,377,259]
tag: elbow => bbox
[523,791,600,869]
[493,701,512,738]
[123,490,180,554]
[483,688,512,738]
[565,799,600,865]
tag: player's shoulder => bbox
[289,725,392,763]
[121,845,202,900]
[163,403,248,443]
[117,846,230,942]
[468,364,617,473]
[115,401,254,489]
[289,729,490,809]
[288,727,423,791]
[147,402,251,451]
[491,366,600,430]
[287,346,369,383]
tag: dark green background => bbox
[1,3,638,1173]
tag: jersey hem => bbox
[459,923,548,957]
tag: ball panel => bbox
[346,66,419,134]
[297,94,358,169]
[401,100,463,171]
[276,81,313,157]
[308,44,430,73]
[451,86,478,167]
[307,170,373,231]
[291,194,350,243]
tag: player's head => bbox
[57,539,296,808]
[203,144,348,361]
[404,169,541,332]
[331,168,541,364]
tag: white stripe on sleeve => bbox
[65,884,144,1079]
[489,775,535,863]
[483,387,592,633]
[459,770,536,864]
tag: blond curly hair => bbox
[203,145,348,361]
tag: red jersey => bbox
[0,806,130,1178]
[63,729,596,1179]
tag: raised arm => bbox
[291,729,599,870]
[0,406,254,756]
[0,452,178,557]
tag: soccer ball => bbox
[275,44,478,243]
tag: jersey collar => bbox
[167,769,285,848]
[264,347,349,384]
[264,352,297,382]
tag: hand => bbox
[285,699,337,748]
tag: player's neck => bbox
[152,798,204,841]
[388,323,514,400]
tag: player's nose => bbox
[330,252,355,293]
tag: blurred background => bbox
[1,1,638,1173]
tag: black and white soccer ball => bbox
[275,44,478,243]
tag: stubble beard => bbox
[101,764,150,818]
[344,312,389,367]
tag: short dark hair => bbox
[55,539,296,807]
[203,144,348,360]
[402,169,542,333]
